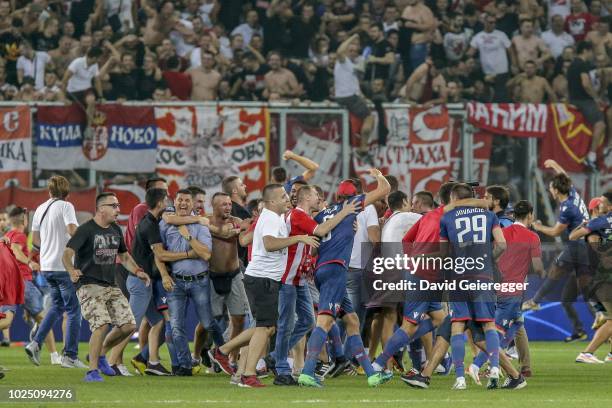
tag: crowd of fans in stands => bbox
[0,0,608,106]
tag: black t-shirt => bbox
[109,69,142,100]
[289,16,320,59]
[567,57,593,101]
[30,32,59,52]
[138,71,166,100]
[67,219,127,288]
[132,212,162,279]
[263,16,292,55]
[0,31,21,85]
[236,64,270,100]
[231,201,251,266]
[365,39,393,80]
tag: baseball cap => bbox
[336,180,358,197]
[588,197,602,211]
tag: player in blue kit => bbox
[440,183,507,390]
[298,169,391,388]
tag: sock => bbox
[411,319,435,340]
[149,360,159,365]
[346,334,375,377]
[303,327,328,376]
[374,328,410,368]
[533,279,557,303]
[472,351,488,368]
[501,323,521,349]
[209,320,225,347]
[451,334,465,378]
[328,323,344,360]
[485,330,500,369]
[139,345,149,362]
[165,322,179,368]
[408,339,423,369]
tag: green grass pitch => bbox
[0,342,611,407]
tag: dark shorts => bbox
[336,95,370,119]
[244,275,280,327]
[571,99,604,125]
[450,289,496,322]
[495,296,522,333]
[315,263,354,318]
[67,88,96,106]
[153,279,168,311]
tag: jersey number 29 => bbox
[454,215,487,243]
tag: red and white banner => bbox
[467,102,548,138]
[155,106,269,201]
[285,117,343,202]
[0,106,31,187]
[354,106,453,195]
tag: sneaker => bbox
[379,370,394,384]
[452,376,467,390]
[84,369,103,382]
[192,365,202,375]
[61,356,87,369]
[468,363,482,385]
[0,372,4,380]
[174,366,193,376]
[0,339,10,347]
[192,356,202,367]
[298,373,323,388]
[145,362,171,376]
[239,374,265,388]
[606,353,612,363]
[405,367,419,378]
[314,360,335,380]
[502,374,527,390]
[439,354,452,376]
[113,364,134,377]
[565,332,587,343]
[521,299,540,311]
[274,374,298,386]
[575,352,604,364]
[98,356,116,376]
[328,358,351,378]
[230,374,241,385]
[402,372,430,389]
[506,346,519,360]
[208,348,235,375]
[50,352,62,365]
[131,355,147,375]
[24,341,41,366]
[367,371,389,387]
[520,367,532,377]
[264,355,277,377]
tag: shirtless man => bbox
[263,52,302,101]
[512,19,552,71]
[189,52,221,101]
[401,59,447,106]
[586,17,612,59]
[401,0,436,75]
[49,37,77,79]
[507,60,557,103]
[142,0,179,47]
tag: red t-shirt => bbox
[162,71,193,100]
[125,202,149,254]
[565,13,597,42]
[496,223,541,297]
[5,229,32,281]
[402,206,445,281]
[283,207,318,286]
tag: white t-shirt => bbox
[16,52,51,90]
[349,204,379,269]
[170,19,195,58]
[443,32,470,61]
[245,207,289,281]
[66,57,99,92]
[547,0,571,22]
[334,58,361,98]
[541,30,575,58]
[470,30,511,75]
[382,211,422,243]
[31,198,79,271]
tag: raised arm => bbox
[283,150,319,181]
[337,33,359,61]
[363,168,391,208]
[543,159,567,175]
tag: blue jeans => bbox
[409,43,428,76]
[168,277,220,368]
[272,284,315,375]
[346,268,367,331]
[34,271,82,359]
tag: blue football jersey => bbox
[440,206,500,278]
[586,212,612,244]
[314,194,365,268]
[559,189,589,237]
[569,186,589,221]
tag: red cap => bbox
[588,197,602,211]
[336,180,358,197]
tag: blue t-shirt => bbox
[569,186,589,221]
[314,194,365,268]
[159,221,213,276]
[440,206,500,279]
[586,212,612,244]
[558,192,589,236]
[284,175,305,193]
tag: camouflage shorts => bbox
[76,284,136,331]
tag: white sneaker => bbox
[575,352,604,364]
[50,352,62,365]
[61,356,88,369]
[468,364,482,385]
[25,341,41,366]
[116,364,133,376]
[452,376,467,390]
[506,346,518,360]
[605,353,612,363]
[489,366,500,379]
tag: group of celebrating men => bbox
[0,150,610,389]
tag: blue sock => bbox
[451,334,465,378]
[140,345,149,362]
[485,330,500,369]
[346,334,374,377]
[501,322,521,349]
[411,319,435,340]
[328,323,344,360]
[209,320,225,347]
[303,327,328,376]
[472,351,488,368]
[374,328,410,368]
[164,322,178,368]
[409,338,423,369]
